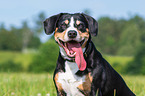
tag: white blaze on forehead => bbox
[69,17,75,28]
[64,17,80,41]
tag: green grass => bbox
[0,73,144,96]
[123,75,145,96]
[0,73,56,96]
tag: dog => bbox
[43,13,135,96]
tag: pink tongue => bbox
[67,42,86,71]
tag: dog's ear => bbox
[81,13,98,36]
[43,13,63,35]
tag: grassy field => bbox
[0,51,145,95]
[0,73,145,96]
[0,73,56,96]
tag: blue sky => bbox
[0,0,145,28]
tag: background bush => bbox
[28,39,59,73]
[0,60,23,72]
[125,45,145,75]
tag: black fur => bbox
[85,41,135,96]
[43,13,64,35]
[81,13,98,36]
[43,13,135,96]
[43,13,98,36]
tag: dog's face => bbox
[54,14,89,48]
[43,13,98,70]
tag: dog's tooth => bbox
[71,52,76,56]
[70,51,74,55]
[73,52,76,56]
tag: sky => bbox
[0,0,145,28]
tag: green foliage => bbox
[93,17,123,55]
[0,16,43,51]
[27,35,41,49]
[0,31,22,51]
[28,39,59,73]
[0,60,23,72]
[19,21,41,50]
[93,15,145,56]
[0,23,41,51]
[125,45,145,75]
[118,20,142,55]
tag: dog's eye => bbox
[61,24,67,29]
[77,24,86,32]
[58,23,67,32]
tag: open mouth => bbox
[58,39,85,58]
[57,39,87,71]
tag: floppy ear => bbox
[43,13,63,35]
[81,13,98,36]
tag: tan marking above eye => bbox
[64,20,69,25]
[76,20,81,25]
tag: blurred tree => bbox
[0,21,41,51]
[118,15,145,56]
[92,17,124,55]
[0,30,22,51]
[33,12,46,36]
[118,23,141,55]
[92,15,145,56]
[21,21,33,51]
[28,35,41,48]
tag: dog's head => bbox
[43,13,98,71]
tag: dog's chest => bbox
[57,61,86,96]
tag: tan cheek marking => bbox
[82,39,88,48]
[78,28,89,38]
[77,73,93,95]
[54,28,66,46]
[54,73,64,94]
[78,28,89,48]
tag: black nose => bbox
[68,30,77,38]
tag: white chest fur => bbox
[57,61,86,96]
